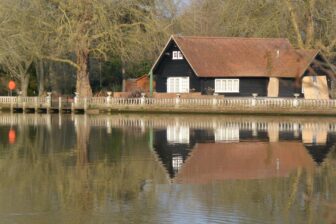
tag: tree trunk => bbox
[76,49,92,97]
[20,74,30,96]
[35,60,45,96]
[305,0,316,48]
[284,0,305,49]
[121,61,126,92]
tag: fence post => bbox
[251,93,258,107]
[74,92,79,106]
[141,93,146,105]
[175,94,181,106]
[106,91,112,106]
[213,93,218,106]
[18,91,22,108]
[47,92,52,113]
[58,97,62,112]
[293,93,299,107]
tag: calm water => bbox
[0,113,335,224]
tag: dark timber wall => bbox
[154,41,201,92]
[200,77,269,96]
[279,78,302,97]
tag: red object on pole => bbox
[8,80,16,90]
[8,129,16,144]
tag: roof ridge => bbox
[172,35,289,41]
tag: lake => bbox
[0,113,335,224]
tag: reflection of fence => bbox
[1,95,336,115]
[85,114,336,134]
[88,96,336,108]
[87,96,336,115]
[1,114,336,134]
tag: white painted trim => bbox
[167,77,190,93]
[150,35,175,73]
[214,79,240,93]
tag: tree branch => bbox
[43,56,79,70]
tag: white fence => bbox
[0,96,50,108]
[83,96,336,110]
[1,95,336,113]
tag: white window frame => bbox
[215,79,239,93]
[172,155,184,171]
[172,51,183,60]
[167,77,189,93]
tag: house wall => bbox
[278,78,303,97]
[267,78,279,97]
[302,75,329,99]
[200,77,269,96]
[154,41,201,92]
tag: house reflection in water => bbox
[153,121,336,183]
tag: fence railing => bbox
[1,95,336,113]
[0,96,50,108]
[85,96,336,110]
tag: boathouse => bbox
[151,36,335,99]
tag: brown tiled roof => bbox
[172,36,319,78]
[174,142,315,184]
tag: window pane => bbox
[228,80,232,92]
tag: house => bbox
[151,35,335,99]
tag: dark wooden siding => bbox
[200,77,269,96]
[154,40,201,92]
[279,78,303,97]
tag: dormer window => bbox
[172,51,183,60]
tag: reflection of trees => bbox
[0,114,167,223]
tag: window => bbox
[215,79,239,93]
[172,155,184,172]
[172,51,183,60]
[167,125,190,144]
[167,77,189,93]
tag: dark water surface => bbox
[0,113,335,224]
